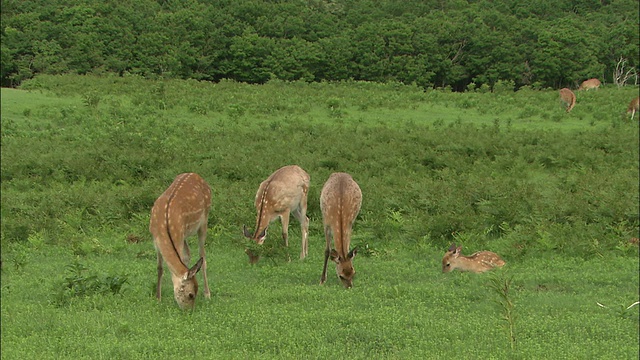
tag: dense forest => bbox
[1,0,638,90]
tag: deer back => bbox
[578,78,601,91]
[245,165,310,242]
[321,173,362,258]
[150,173,211,275]
[559,88,576,112]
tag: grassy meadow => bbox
[1,74,639,359]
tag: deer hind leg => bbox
[198,222,211,299]
[292,206,309,260]
[320,225,332,284]
[156,251,164,300]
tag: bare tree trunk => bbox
[613,57,638,88]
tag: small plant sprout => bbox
[596,301,640,320]
[487,270,517,351]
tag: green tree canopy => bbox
[1,0,638,89]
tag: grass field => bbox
[1,75,639,359]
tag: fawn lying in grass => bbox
[442,244,505,273]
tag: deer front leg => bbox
[156,251,164,300]
[300,215,309,259]
[198,224,211,299]
[320,225,332,284]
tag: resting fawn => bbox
[442,244,505,273]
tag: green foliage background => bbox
[1,0,639,89]
[2,74,638,257]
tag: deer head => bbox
[171,257,203,310]
[330,248,358,288]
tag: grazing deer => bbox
[559,88,576,112]
[319,172,362,288]
[578,78,601,91]
[150,173,211,310]
[442,244,505,273]
[243,165,310,264]
[627,96,639,120]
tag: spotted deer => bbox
[627,96,639,120]
[578,78,601,91]
[319,172,362,288]
[442,244,505,273]
[243,165,310,264]
[559,88,576,112]
[150,173,211,310]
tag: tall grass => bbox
[2,75,638,259]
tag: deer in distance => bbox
[559,88,576,113]
[627,96,639,120]
[578,78,601,91]
[442,244,505,273]
[243,165,310,264]
[149,173,212,310]
[319,172,362,288]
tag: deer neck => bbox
[155,230,189,276]
[152,194,190,277]
[252,179,274,240]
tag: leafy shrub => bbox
[53,261,128,307]
[2,75,638,259]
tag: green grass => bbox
[1,75,639,358]
[1,239,638,359]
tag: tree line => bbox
[1,0,638,90]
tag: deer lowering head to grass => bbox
[319,172,362,289]
[243,165,310,264]
[150,173,211,310]
[627,96,639,120]
[442,244,505,273]
[559,88,576,113]
[578,78,601,91]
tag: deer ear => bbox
[348,248,357,259]
[330,249,340,263]
[451,246,462,258]
[257,228,267,244]
[448,243,456,252]
[187,257,203,279]
[243,225,252,238]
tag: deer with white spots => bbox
[150,173,211,310]
[442,244,505,273]
[627,96,639,120]
[319,172,362,288]
[243,165,310,264]
[559,88,576,112]
[578,78,601,91]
